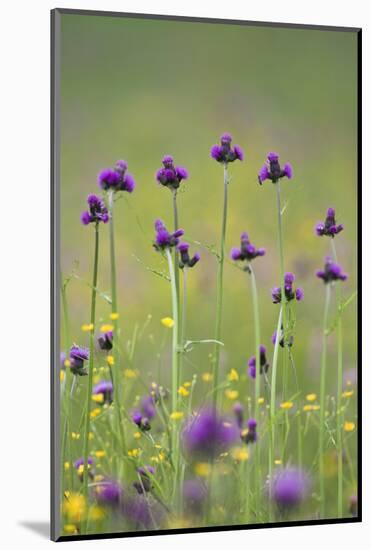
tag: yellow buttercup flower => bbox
[64,462,70,471]
[95,450,106,458]
[90,505,105,522]
[92,393,104,404]
[258,397,265,405]
[161,317,174,328]
[194,462,210,477]
[170,411,184,421]
[128,448,141,458]
[225,389,239,400]
[110,312,119,321]
[202,372,213,382]
[133,431,141,440]
[100,324,114,333]
[71,432,80,440]
[342,390,354,398]
[81,323,94,332]
[344,421,356,432]
[60,370,65,382]
[64,359,71,368]
[90,407,102,419]
[227,368,239,382]
[280,401,294,410]
[306,393,317,402]
[183,381,192,388]
[178,386,189,397]
[63,494,86,523]
[231,447,249,462]
[124,368,138,378]
[274,459,283,465]
[64,524,78,534]
[106,355,114,366]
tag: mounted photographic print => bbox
[51,9,361,541]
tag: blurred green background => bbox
[60,14,357,408]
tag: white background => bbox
[0,0,368,547]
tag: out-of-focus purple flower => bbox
[316,256,348,284]
[130,410,151,432]
[98,160,136,193]
[133,466,155,494]
[230,232,265,270]
[182,409,239,460]
[241,418,258,445]
[258,152,293,184]
[123,494,163,530]
[141,395,156,419]
[210,133,244,163]
[233,402,244,429]
[177,242,200,269]
[183,479,208,512]
[130,394,156,431]
[81,194,109,226]
[95,479,123,507]
[268,467,310,510]
[69,345,89,376]
[93,380,113,405]
[272,328,294,348]
[98,329,113,351]
[247,345,269,379]
[315,207,344,237]
[153,219,184,251]
[74,456,94,481]
[271,272,304,304]
[156,155,188,191]
[349,494,358,517]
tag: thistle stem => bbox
[172,190,181,391]
[213,163,229,408]
[108,191,127,465]
[269,306,283,505]
[319,283,331,518]
[82,222,99,533]
[165,247,180,507]
[331,238,343,518]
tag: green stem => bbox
[181,268,187,380]
[319,283,331,518]
[108,191,127,464]
[61,281,73,490]
[165,247,180,508]
[213,163,229,408]
[269,306,283,503]
[331,239,343,518]
[82,222,100,533]
[172,190,181,392]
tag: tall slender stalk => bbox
[107,191,127,462]
[82,222,100,532]
[165,247,180,508]
[172,190,181,390]
[213,163,229,408]
[319,283,331,518]
[331,239,343,518]
[61,279,73,491]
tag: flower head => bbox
[98,160,135,193]
[258,152,293,184]
[177,242,200,269]
[183,479,207,513]
[182,409,239,460]
[315,207,344,237]
[92,380,113,406]
[230,232,265,269]
[94,479,123,507]
[156,155,188,191]
[69,345,89,376]
[272,327,294,348]
[233,402,244,429]
[268,467,310,510]
[247,345,269,379]
[153,219,184,251]
[133,466,155,494]
[240,418,258,445]
[81,194,109,225]
[271,272,304,304]
[97,329,113,351]
[210,133,244,163]
[74,456,94,481]
[316,257,348,284]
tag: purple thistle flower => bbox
[177,242,200,269]
[98,329,113,351]
[233,402,244,429]
[241,418,258,445]
[123,494,163,530]
[69,344,89,376]
[182,409,239,460]
[272,328,294,348]
[141,394,156,419]
[98,160,136,193]
[258,152,293,185]
[210,133,244,164]
[230,231,266,270]
[153,219,184,251]
[271,272,303,303]
[155,155,188,190]
[316,256,348,284]
[315,207,344,237]
[268,467,310,510]
[133,466,155,494]
[95,479,123,507]
[183,479,208,512]
[247,345,269,379]
[81,194,109,226]
[93,380,113,405]
[74,456,94,481]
